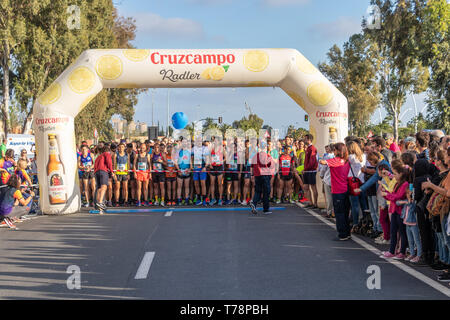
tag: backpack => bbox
[426,178,450,219]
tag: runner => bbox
[151,143,167,206]
[165,144,177,206]
[94,144,114,214]
[268,140,279,202]
[175,139,192,206]
[277,145,295,203]
[0,149,16,185]
[303,134,319,208]
[241,140,254,205]
[192,138,208,206]
[113,142,130,207]
[78,145,95,207]
[225,140,240,205]
[208,137,225,206]
[133,143,152,206]
[126,143,137,205]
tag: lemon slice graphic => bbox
[307,81,333,106]
[243,50,269,72]
[79,94,96,112]
[123,49,150,62]
[96,55,123,80]
[209,66,225,80]
[201,68,211,80]
[68,67,96,94]
[286,90,307,109]
[296,53,318,74]
[38,82,62,106]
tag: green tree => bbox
[319,34,380,137]
[415,0,449,132]
[232,113,264,132]
[365,0,429,141]
[0,0,27,135]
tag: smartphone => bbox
[409,183,414,192]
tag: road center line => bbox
[164,211,173,217]
[296,203,450,298]
[134,252,155,280]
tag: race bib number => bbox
[138,162,147,170]
[230,162,238,170]
[212,154,220,163]
[118,163,126,171]
[282,160,290,168]
[154,162,162,171]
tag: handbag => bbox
[426,180,450,217]
[348,165,362,196]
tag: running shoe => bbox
[275,199,281,204]
[404,255,415,262]
[195,199,202,206]
[217,199,223,206]
[289,198,296,204]
[114,202,120,207]
[393,253,406,260]
[263,211,272,215]
[203,199,208,206]
[241,200,247,206]
[232,199,239,205]
[137,201,143,207]
[225,199,232,205]
[83,202,89,208]
[160,201,165,207]
[209,199,217,206]
[381,251,395,258]
[4,218,17,229]
[249,201,257,215]
[107,201,113,207]
[437,272,450,282]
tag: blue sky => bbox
[115,0,426,134]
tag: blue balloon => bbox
[172,112,189,129]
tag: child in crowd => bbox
[380,160,411,259]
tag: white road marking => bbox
[283,244,314,248]
[164,211,173,217]
[296,203,450,298]
[134,252,155,280]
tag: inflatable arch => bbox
[32,49,348,214]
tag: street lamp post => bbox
[166,88,170,137]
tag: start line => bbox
[89,207,287,214]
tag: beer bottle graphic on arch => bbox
[47,134,67,205]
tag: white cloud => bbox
[134,13,206,40]
[262,0,310,6]
[309,17,362,40]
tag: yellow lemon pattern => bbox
[209,65,225,80]
[243,50,269,72]
[68,67,96,94]
[201,68,211,80]
[307,81,333,106]
[96,55,123,80]
[296,53,318,74]
[123,49,150,62]
[79,94,96,112]
[286,90,307,109]
[38,83,62,106]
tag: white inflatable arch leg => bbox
[32,49,348,214]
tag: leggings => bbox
[389,213,407,255]
[379,207,390,240]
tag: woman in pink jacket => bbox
[380,160,412,259]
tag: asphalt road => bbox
[0,204,449,300]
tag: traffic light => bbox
[218,116,222,124]
[305,115,309,122]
